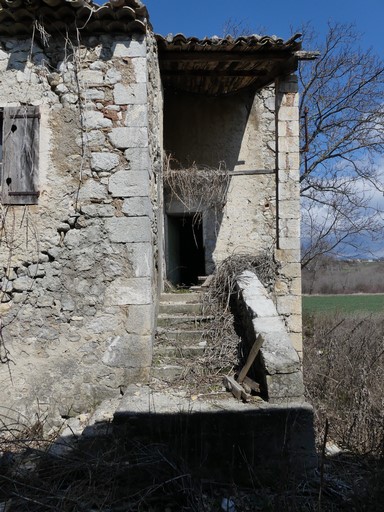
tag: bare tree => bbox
[299,23,384,267]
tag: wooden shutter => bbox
[1,106,40,205]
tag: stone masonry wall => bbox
[0,33,159,422]
[164,81,302,356]
[164,86,277,271]
[274,75,302,356]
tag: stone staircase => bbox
[152,278,212,383]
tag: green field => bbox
[302,294,384,314]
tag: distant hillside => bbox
[302,259,384,295]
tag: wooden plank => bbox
[242,376,260,393]
[223,375,251,402]
[228,169,275,176]
[2,106,40,205]
[237,334,263,384]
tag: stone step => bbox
[156,328,207,343]
[159,302,203,315]
[154,343,206,358]
[150,364,184,382]
[157,314,213,328]
[160,292,201,304]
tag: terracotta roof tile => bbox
[0,0,148,35]
[156,33,302,95]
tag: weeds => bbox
[163,252,278,394]
[303,311,384,457]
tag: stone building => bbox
[0,0,302,420]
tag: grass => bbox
[302,293,384,314]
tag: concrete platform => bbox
[113,385,317,485]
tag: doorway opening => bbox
[166,213,205,287]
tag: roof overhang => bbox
[156,33,302,96]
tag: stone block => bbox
[278,181,300,202]
[237,271,278,318]
[64,229,83,250]
[125,305,154,335]
[277,106,298,123]
[274,279,289,295]
[79,130,106,148]
[78,180,108,201]
[109,170,150,197]
[132,57,147,82]
[104,277,152,305]
[81,204,115,218]
[274,250,301,267]
[13,276,34,292]
[78,69,104,84]
[108,127,148,149]
[278,236,300,250]
[279,218,300,239]
[280,93,299,108]
[260,330,301,375]
[124,104,148,127]
[91,152,119,172]
[113,83,147,105]
[277,199,301,219]
[285,314,303,334]
[112,38,146,58]
[82,111,112,129]
[28,264,46,278]
[122,197,153,218]
[276,295,302,316]
[289,332,303,354]
[126,242,153,277]
[105,68,122,84]
[102,334,152,368]
[105,217,151,243]
[124,147,150,170]
[83,89,105,101]
[253,317,286,335]
[277,135,300,153]
[278,166,300,183]
[289,277,302,296]
[84,314,123,335]
[266,372,304,401]
[277,120,300,139]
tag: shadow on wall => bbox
[163,88,255,284]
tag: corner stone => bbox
[105,217,151,243]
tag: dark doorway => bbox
[166,214,205,287]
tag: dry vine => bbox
[163,154,230,224]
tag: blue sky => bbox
[144,0,383,52]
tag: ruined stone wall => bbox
[0,32,159,421]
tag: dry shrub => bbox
[303,312,384,456]
[163,154,230,218]
[177,253,278,392]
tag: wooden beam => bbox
[159,50,294,63]
[161,68,268,77]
